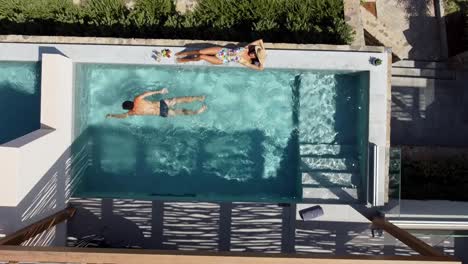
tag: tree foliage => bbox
[0,0,354,44]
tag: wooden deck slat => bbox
[0,246,460,264]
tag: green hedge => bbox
[0,0,354,44]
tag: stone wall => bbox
[343,0,365,47]
[0,35,385,52]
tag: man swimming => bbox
[106,88,207,119]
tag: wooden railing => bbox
[371,217,445,257]
[0,207,76,246]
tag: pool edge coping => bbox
[0,35,386,53]
[385,48,392,204]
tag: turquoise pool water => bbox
[0,62,40,144]
[74,64,368,202]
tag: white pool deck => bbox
[0,42,390,212]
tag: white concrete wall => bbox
[0,54,73,206]
[0,147,19,206]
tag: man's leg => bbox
[168,105,207,116]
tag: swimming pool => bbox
[73,64,369,202]
[0,62,40,144]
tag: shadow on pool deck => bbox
[67,200,296,251]
[377,0,444,60]
[391,78,468,147]
[174,42,241,54]
[67,197,461,256]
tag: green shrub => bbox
[189,0,352,43]
[128,0,174,28]
[252,18,279,32]
[83,0,128,27]
[0,0,82,35]
[0,0,354,44]
[193,0,235,29]
[444,0,468,14]
[0,0,79,23]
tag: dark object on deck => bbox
[299,205,324,220]
[371,228,384,238]
[369,57,382,66]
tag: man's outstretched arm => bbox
[136,88,169,100]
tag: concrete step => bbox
[392,67,456,80]
[301,157,359,172]
[392,60,449,69]
[361,6,411,59]
[300,144,357,156]
[391,76,459,89]
[391,76,430,88]
[302,187,358,202]
[302,172,358,188]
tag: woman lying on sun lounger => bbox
[175,39,266,71]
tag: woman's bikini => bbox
[215,47,246,64]
[215,46,259,66]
